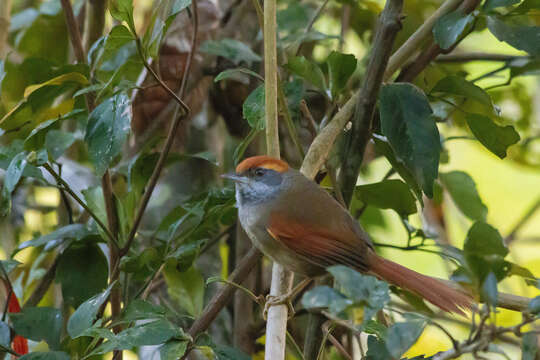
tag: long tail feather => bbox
[369,254,473,315]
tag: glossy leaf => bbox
[431,75,493,110]
[487,16,540,56]
[199,39,261,65]
[355,179,417,217]
[85,93,131,176]
[17,224,93,253]
[466,113,520,159]
[122,299,167,321]
[44,129,77,160]
[11,307,62,349]
[91,319,182,354]
[1,152,28,216]
[56,243,109,308]
[484,0,519,11]
[326,51,357,99]
[242,85,265,130]
[433,10,474,50]
[440,171,488,221]
[285,56,327,91]
[366,335,392,360]
[67,283,114,338]
[110,0,136,33]
[379,83,440,198]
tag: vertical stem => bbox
[0,0,11,58]
[263,0,294,357]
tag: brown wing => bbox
[267,212,371,272]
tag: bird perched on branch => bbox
[223,155,472,315]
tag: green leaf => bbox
[487,16,540,56]
[18,352,70,360]
[484,0,520,11]
[373,135,423,204]
[1,152,28,216]
[199,39,261,65]
[98,25,136,70]
[523,332,539,360]
[328,265,390,325]
[379,83,441,198]
[385,319,426,358]
[122,299,167,321]
[82,187,108,230]
[465,113,520,159]
[242,85,265,130]
[431,75,493,109]
[214,68,263,84]
[170,0,192,16]
[67,282,114,338]
[56,243,109,308]
[285,56,326,91]
[163,264,204,316]
[110,0,136,33]
[160,340,189,360]
[355,179,417,217]
[11,307,63,349]
[301,285,352,314]
[23,72,88,98]
[85,93,131,176]
[433,10,474,50]
[481,271,498,307]
[17,224,94,253]
[212,344,251,360]
[440,171,487,221]
[326,51,357,100]
[45,130,77,160]
[0,260,21,274]
[91,319,182,354]
[464,222,508,258]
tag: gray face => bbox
[232,167,284,206]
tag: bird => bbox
[222,155,473,315]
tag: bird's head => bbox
[222,156,290,205]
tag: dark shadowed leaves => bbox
[11,307,62,349]
[379,83,440,198]
[440,171,488,221]
[466,114,520,159]
[433,10,474,50]
[326,51,357,100]
[122,299,167,321]
[484,0,520,11]
[285,56,327,92]
[214,68,263,84]
[487,16,540,56]
[243,85,265,130]
[85,93,131,176]
[355,179,417,217]
[366,335,392,360]
[45,130,77,160]
[56,243,109,308]
[200,39,261,65]
[67,283,114,338]
[212,344,252,360]
[464,222,508,258]
[160,340,189,360]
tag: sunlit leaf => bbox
[433,10,474,50]
[440,171,488,221]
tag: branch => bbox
[83,0,106,52]
[120,0,197,256]
[338,0,404,204]
[23,257,59,308]
[396,0,482,82]
[383,0,462,81]
[436,52,529,63]
[0,0,12,58]
[505,196,540,244]
[188,246,262,337]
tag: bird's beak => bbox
[221,173,248,183]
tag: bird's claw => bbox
[263,294,295,320]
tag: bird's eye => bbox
[254,168,265,177]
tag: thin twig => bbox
[23,257,59,308]
[505,196,540,244]
[121,0,198,256]
[296,0,330,55]
[436,52,529,63]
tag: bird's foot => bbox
[263,293,295,320]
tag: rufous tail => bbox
[368,254,473,315]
